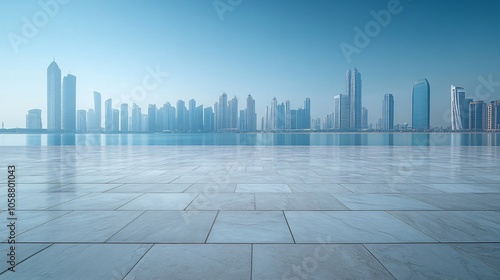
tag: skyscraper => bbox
[87,109,95,132]
[346,68,361,129]
[463,98,473,130]
[176,100,186,132]
[62,74,77,131]
[195,105,203,131]
[361,107,368,130]
[487,101,500,131]
[228,96,238,130]
[412,79,430,130]
[285,100,291,130]
[113,109,119,132]
[121,103,128,132]
[204,107,214,132]
[148,104,157,132]
[105,98,113,132]
[93,91,102,131]
[246,94,256,132]
[382,94,394,131]
[304,98,311,129]
[469,101,486,131]
[26,109,42,129]
[47,60,61,130]
[77,110,87,132]
[451,85,466,131]
[334,94,350,130]
[189,99,196,132]
[132,103,142,132]
[217,93,228,131]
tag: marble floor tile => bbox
[389,211,500,242]
[407,193,500,210]
[106,183,191,193]
[424,183,500,193]
[48,193,141,210]
[366,244,500,279]
[108,211,217,243]
[184,183,237,193]
[333,194,440,210]
[285,211,435,243]
[235,183,292,193]
[340,183,444,194]
[186,193,255,210]
[454,243,500,272]
[0,211,71,239]
[207,211,294,243]
[125,244,251,280]
[118,193,198,210]
[253,244,394,280]
[16,192,89,210]
[18,211,143,242]
[255,193,348,210]
[0,244,151,280]
[50,183,124,192]
[288,183,352,193]
[0,243,51,273]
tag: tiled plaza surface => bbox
[1,145,499,279]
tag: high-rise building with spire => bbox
[47,60,61,130]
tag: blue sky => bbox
[1,0,500,128]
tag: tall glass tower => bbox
[346,68,362,130]
[450,85,466,131]
[62,74,77,131]
[93,91,102,131]
[412,79,430,130]
[382,94,394,131]
[47,60,61,130]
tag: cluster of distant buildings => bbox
[450,85,500,131]
[21,60,500,133]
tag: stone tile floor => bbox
[0,146,499,279]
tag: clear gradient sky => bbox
[1,0,499,129]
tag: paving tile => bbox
[125,244,251,280]
[366,244,500,279]
[18,211,143,242]
[118,193,198,210]
[109,211,217,243]
[0,244,151,280]
[288,183,352,193]
[0,211,71,238]
[48,193,141,210]
[184,183,237,193]
[333,194,440,210]
[285,211,435,243]
[255,193,348,210]
[253,244,395,279]
[407,193,500,210]
[235,184,292,193]
[389,211,500,242]
[454,243,500,272]
[207,211,294,243]
[0,243,51,273]
[106,183,191,193]
[186,193,255,210]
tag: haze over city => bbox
[2,0,500,128]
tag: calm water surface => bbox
[1,133,500,146]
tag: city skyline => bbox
[13,59,500,132]
[2,1,500,128]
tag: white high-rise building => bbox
[451,85,466,131]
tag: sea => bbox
[1,133,500,146]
